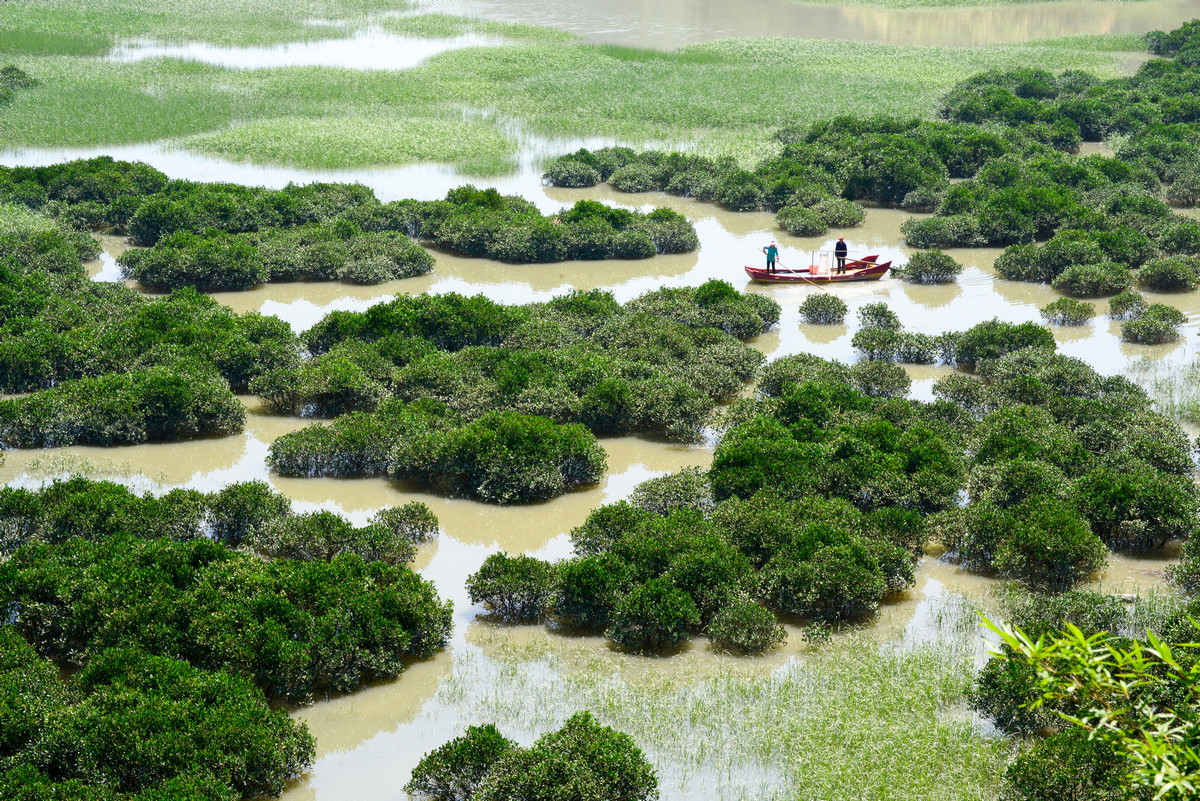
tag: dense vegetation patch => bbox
[0,64,37,107]
[0,532,452,702]
[258,284,774,448]
[0,475,439,562]
[0,629,315,800]
[0,162,698,278]
[406,713,657,801]
[269,400,607,503]
[466,342,1197,644]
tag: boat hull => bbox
[745,256,891,284]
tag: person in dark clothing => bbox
[763,241,779,274]
[834,237,848,274]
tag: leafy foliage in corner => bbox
[0,629,315,800]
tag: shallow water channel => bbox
[3,138,1197,798]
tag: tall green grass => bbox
[182,114,519,173]
[784,0,1150,8]
[0,35,1137,169]
[441,601,1013,801]
[0,0,413,51]
[1126,356,1200,424]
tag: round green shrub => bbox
[852,326,900,361]
[707,597,785,654]
[1040,297,1096,325]
[901,186,943,212]
[798,293,849,324]
[406,724,517,801]
[1136,256,1200,292]
[552,553,631,630]
[119,231,268,292]
[931,375,988,416]
[952,319,1055,367]
[895,249,962,284]
[628,466,714,517]
[811,197,865,228]
[252,510,417,565]
[1108,289,1146,319]
[663,543,753,624]
[388,412,608,504]
[900,214,984,248]
[1121,303,1186,344]
[1050,261,1131,297]
[857,301,901,330]
[466,552,557,622]
[850,360,911,398]
[776,204,827,236]
[370,501,439,542]
[608,163,663,193]
[993,243,1044,282]
[760,533,888,622]
[758,353,851,397]
[606,578,700,651]
[1166,165,1200,207]
[543,159,601,188]
[632,208,700,253]
[608,229,656,260]
[207,480,291,546]
[474,712,658,801]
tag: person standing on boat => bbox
[835,237,848,274]
[763,241,779,274]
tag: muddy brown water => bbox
[418,0,1200,48]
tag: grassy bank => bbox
[0,32,1142,171]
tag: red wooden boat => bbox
[745,254,891,284]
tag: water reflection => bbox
[418,0,1200,48]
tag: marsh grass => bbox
[0,203,57,235]
[182,114,520,173]
[0,35,1136,169]
[0,0,415,50]
[439,603,1012,801]
[1126,356,1200,424]
[784,0,1150,8]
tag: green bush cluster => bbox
[798,293,848,324]
[464,460,931,650]
[376,189,698,262]
[0,629,315,801]
[545,118,1006,215]
[260,286,770,446]
[406,713,657,801]
[0,366,245,448]
[1120,303,1187,344]
[847,308,1053,370]
[0,534,453,702]
[893,249,963,284]
[0,211,299,395]
[118,223,434,291]
[1136,255,1200,291]
[270,401,607,504]
[1040,297,1095,325]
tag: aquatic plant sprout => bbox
[428,597,1009,801]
